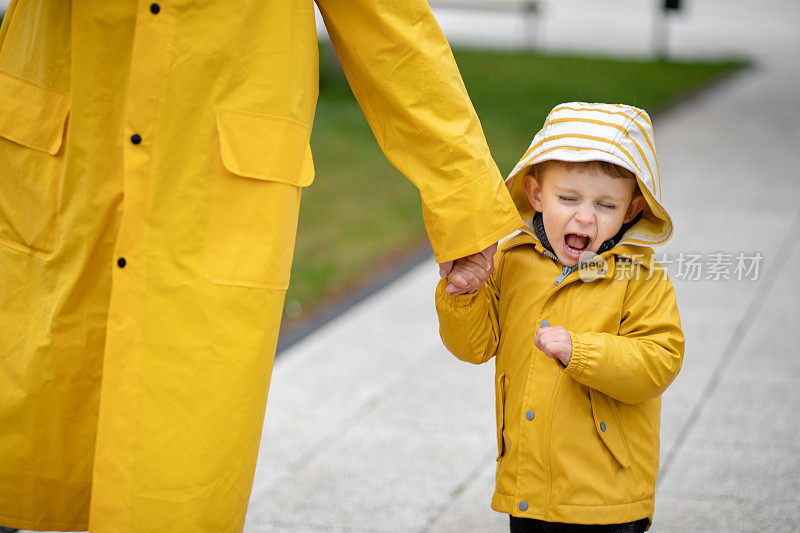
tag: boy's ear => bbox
[523,174,543,212]
[624,195,646,223]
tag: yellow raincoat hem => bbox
[0,512,87,532]
[491,491,653,527]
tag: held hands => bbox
[438,243,498,296]
[534,326,573,367]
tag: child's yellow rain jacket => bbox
[0,1,521,531]
[436,103,684,527]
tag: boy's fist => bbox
[440,243,497,296]
[534,326,572,367]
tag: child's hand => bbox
[444,245,496,296]
[534,326,572,367]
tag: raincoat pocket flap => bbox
[590,389,632,469]
[216,109,314,187]
[0,70,69,155]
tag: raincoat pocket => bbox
[0,69,69,259]
[495,373,507,461]
[590,388,632,468]
[203,109,315,289]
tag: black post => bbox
[655,0,682,59]
[523,0,540,50]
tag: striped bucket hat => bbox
[505,102,673,247]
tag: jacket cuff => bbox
[564,332,589,378]
[422,168,523,264]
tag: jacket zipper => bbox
[540,248,576,285]
[536,251,574,515]
[553,266,573,285]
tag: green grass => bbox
[456,51,743,174]
[285,48,743,323]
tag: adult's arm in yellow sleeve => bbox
[565,272,685,404]
[315,0,523,262]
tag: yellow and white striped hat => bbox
[505,102,673,247]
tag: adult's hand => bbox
[438,242,498,296]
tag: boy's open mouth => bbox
[563,233,591,260]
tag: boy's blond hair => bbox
[529,160,642,197]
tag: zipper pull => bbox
[553,266,571,285]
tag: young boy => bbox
[435,102,684,532]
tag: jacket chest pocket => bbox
[203,109,315,290]
[0,70,69,260]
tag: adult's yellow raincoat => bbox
[435,103,684,528]
[0,1,521,531]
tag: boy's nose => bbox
[575,206,595,225]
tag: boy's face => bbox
[524,161,645,267]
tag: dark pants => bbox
[510,516,649,533]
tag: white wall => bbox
[427,0,800,62]
[3,1,798,63]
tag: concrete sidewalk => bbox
[242,56,800,531]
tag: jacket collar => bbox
[530,212,641,258]
[501,219,656,274]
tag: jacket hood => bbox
[505,102,673,247]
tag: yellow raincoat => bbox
[435,103,684,527]
[0,1,521,531]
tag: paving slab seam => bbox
[420,448,497,532]
[657,207,800,486]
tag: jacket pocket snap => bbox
[203,109,315,289]
[495,373,507,461]
[589,389,632,468]
[0,69,70,259]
